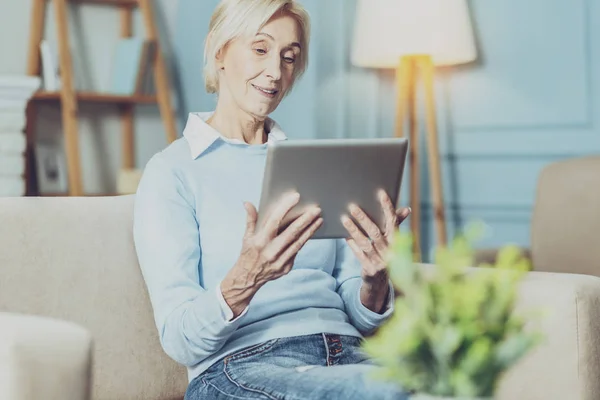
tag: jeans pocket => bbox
[199,359,224,381]
[225,338,280,364]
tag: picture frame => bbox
[34,141,68,194]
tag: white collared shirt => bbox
[182,112,288,160]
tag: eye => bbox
[254,47,267,55]
[283,57,296,64]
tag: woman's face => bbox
[216,13,302,119]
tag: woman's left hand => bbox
[341,190,411,312]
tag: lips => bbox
[252,84,279,97]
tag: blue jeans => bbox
[184,333,410,399]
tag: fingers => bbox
[347,237,389,286]
[348,204,387,254]
[277,216,323,267]
[377,190,411,237]
[387,207,411,238]
[346,238,371,267]
[396,207,411,224]
[263,192,301,235]
[378,190,397,237]
[341,214,384,265]
[267,206,322,257]
[243,202,258,237]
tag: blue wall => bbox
[174,0,600,259]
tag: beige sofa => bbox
[476,156,600,279]
[1,157,600,399]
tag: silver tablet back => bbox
[257,138,409,239]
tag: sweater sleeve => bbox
[133,155,245,367]
[332,239,394,335]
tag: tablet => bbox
[257,138,409,239]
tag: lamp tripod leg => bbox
[420,56,448,247]
[397,56,422,261]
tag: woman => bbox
[133,0,411,398]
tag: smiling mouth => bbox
[252,84,279,97]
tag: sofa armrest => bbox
[0,313,93,400]
[496,271,600,400]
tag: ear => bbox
[207,32,225,70]
[215,46,226,70]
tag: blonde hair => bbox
[204,0,311,94]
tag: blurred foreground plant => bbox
[362,224,543,398]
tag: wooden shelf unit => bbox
[32,91,158,104]
[43,192,121,197]
[68,0,139,7]
[25,0,178,197]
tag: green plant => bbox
[362,224,543,398]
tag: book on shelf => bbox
[139,41,156,95]
[0,176,25,197]
[0,132,26,153]
[0,75,41,197]
[0,110,26,131]
[0,75,42,110]
[0,154,25,176]
[0,75,42,92]
[40,40,62,92]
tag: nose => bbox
[264,54,282,81]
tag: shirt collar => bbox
[182,112,288,159]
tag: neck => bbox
[207,98,268,145]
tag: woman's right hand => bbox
[220,192,323,318]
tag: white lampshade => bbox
[351,0,478,68]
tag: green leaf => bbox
[495,333,541,369]
[362,222,544,397]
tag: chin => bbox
[246,103,280,119]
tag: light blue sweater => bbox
[133,112,394,382]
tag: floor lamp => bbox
[351,0,478,260]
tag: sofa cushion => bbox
[532,156,600,276]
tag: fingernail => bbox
[407,207,412,214]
